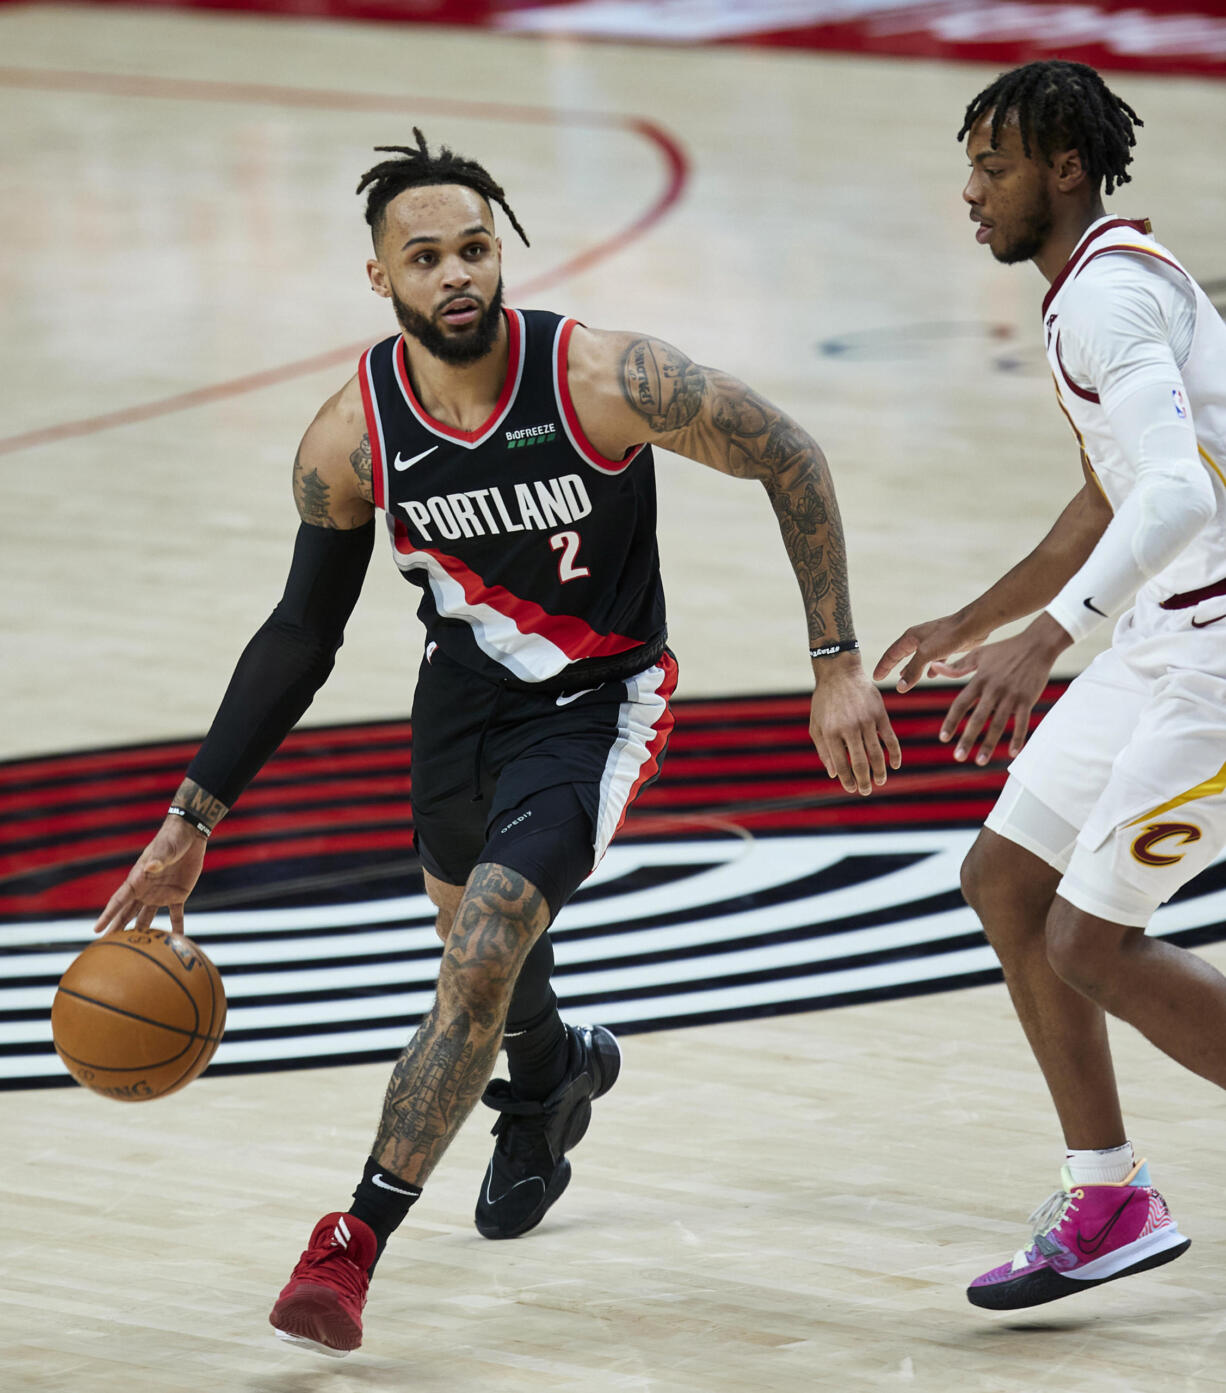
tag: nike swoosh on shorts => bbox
[556,687,599,706]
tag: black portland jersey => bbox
[358,308,667,685]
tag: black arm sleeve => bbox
[185,519,376,808]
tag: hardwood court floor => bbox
[2,948,1225,1393]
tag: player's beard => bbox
[392,279,505,365]
[993,184,1054,265]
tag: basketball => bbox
[51,929,227,1101]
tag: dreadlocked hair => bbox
[957,60,1143,196]
[356,127,530,247]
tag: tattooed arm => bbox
[93,379,376,936]
[565,327,900,795]
[292,375,376,529]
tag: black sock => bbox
[504,995,569,1099]
[348,1155,421,1272]
[503,935,569,1100]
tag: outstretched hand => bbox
[873,610,992,693]
[810,658,902,796]
[928,617,1069,765]
[93,817,208,938]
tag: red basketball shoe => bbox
[968,1161,1189,1310]
[269,1212,375,1357]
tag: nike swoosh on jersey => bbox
[1076,1194,1135,1256]
[394,446,439,471]
[1190,612,1226,628]
[1083,597,1108,618]
[555,687,599,706]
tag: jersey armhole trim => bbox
[1055,331,1101,404]
[358,344,389,512]
[554,317,644,476]
[1051,376,1111,506]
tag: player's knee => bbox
[439,908,544,1023]
[961,833,1056,948]
[960,833,1024,913]
[1045,915,1096,993]
[441,954,513,1024]
[423,870,466,945]
[959,839,992,913]
[1045,905,1131,997]
[961,836,1017,920]
[434,906,454,944]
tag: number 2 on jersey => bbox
[550,530,590,583]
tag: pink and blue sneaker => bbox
[968,1160,1190,1310]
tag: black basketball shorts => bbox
[409,646,678,919]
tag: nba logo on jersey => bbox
[1172,388,1188,419]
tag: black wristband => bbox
[168,805,212,839]
[809,639,860,660]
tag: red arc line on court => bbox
[0,68,690,457]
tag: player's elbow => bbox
[1184,464,1216,530]
[265,613,345,676]
[1131,463,1215,576]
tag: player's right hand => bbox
[873,611,992,693]
[93,817,208,938]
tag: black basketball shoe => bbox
[474,1023,621,1240]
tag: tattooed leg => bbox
[371,862,549,1186]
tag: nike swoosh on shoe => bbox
[1076,1195,1135,1256]
[483,1166,546,1206]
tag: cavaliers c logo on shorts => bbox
[1129,822,1202,868]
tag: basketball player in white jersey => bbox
[877,60,1226,1310]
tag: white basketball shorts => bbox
[985,596,1226,926]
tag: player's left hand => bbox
[810,657,902,796]
[928,614,1070,765]
[93,816,208,938]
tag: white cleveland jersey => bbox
[1044,215,1226,603]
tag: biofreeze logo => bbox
[506,423,557,449]
[400,474,592,542]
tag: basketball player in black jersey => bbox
[94,131,901,1357]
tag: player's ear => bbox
[367,258,392,299]
[1052,147,1088,192]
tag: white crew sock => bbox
[1065,1142,1135,1185]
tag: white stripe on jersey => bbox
[552,317,643,476]
[361,346,390,509]
[593,661,670,863]
[390,548,572,682]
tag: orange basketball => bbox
[51,928,227,1101]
